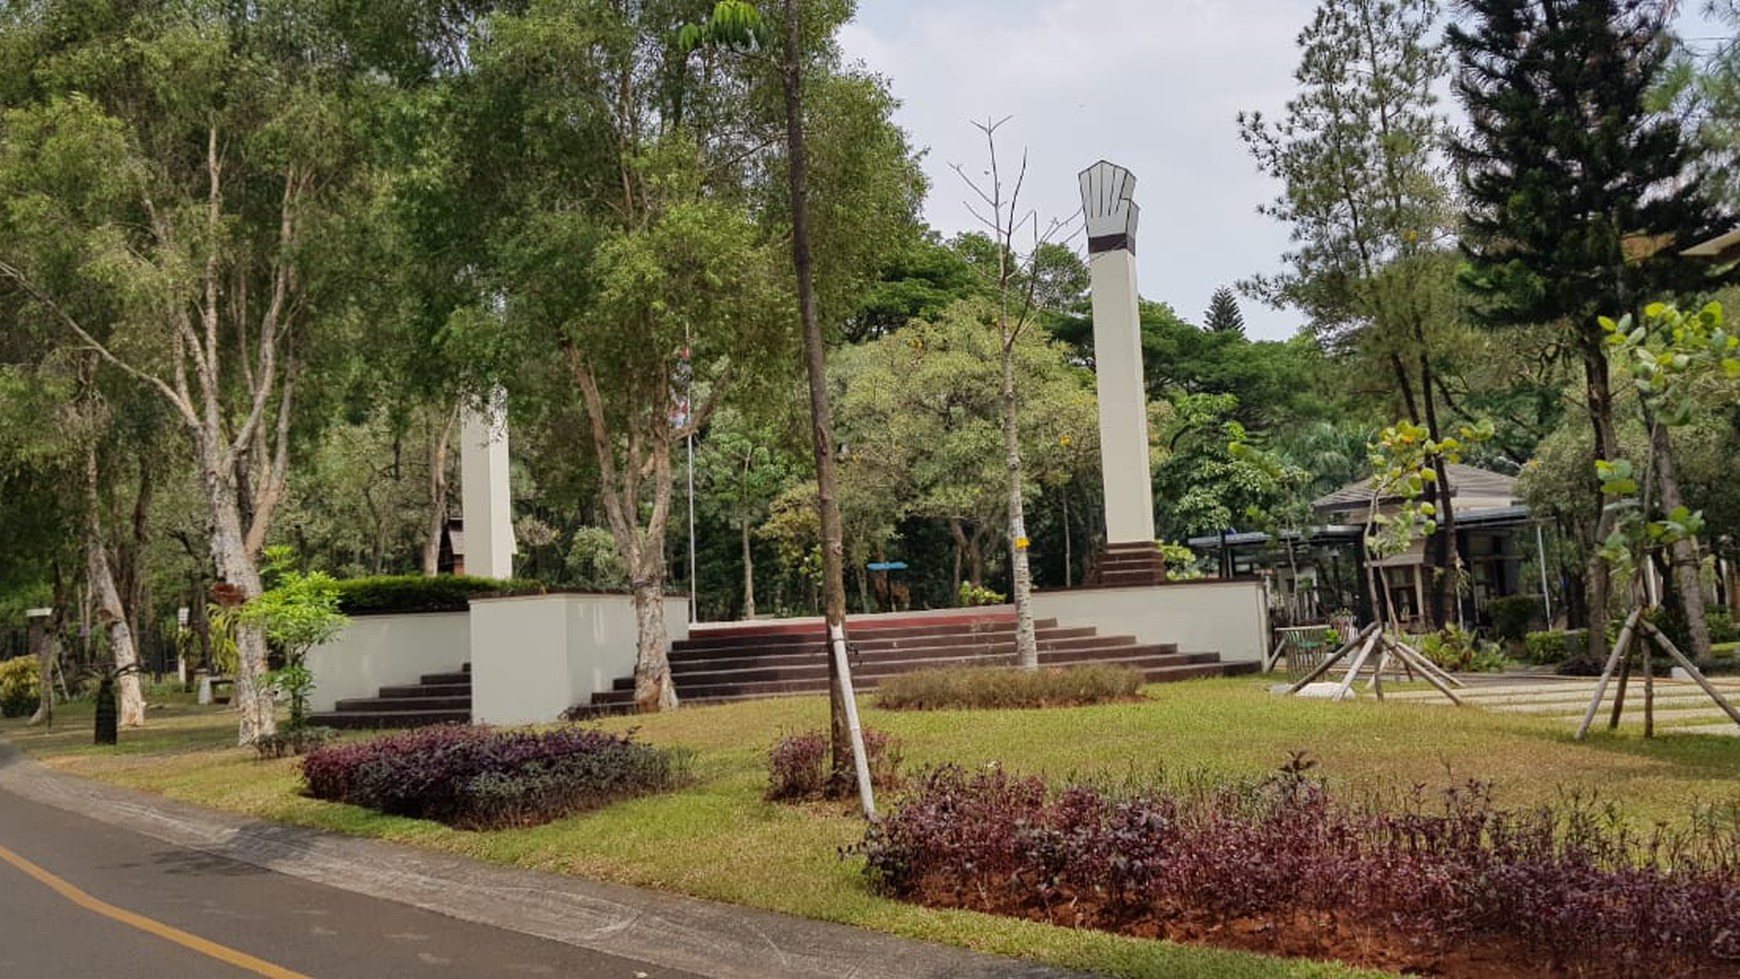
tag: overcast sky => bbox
[839,1,1730,342]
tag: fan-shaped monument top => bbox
[1078,161,1165,585]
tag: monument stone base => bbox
[1092,540,1168,588]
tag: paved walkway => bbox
[0,742,1086,979]
[1381,670,1740,736]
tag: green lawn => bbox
[6,676,1739,978]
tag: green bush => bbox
[1707,607,1737,645]
[1414,626,1509,673]
[1486,595,1541,643]
[874,664,1144,711]
[333,575,545,615]
[1524,629,1587,664]
[956,582,1005,607]
[0,656,38,718]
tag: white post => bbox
[461,387,516,580]
[829,623,876,821]
[1079,161,1156,546]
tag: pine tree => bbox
[1449,0,1737,659]
[1241,0,1465,627]
[1203,286,1246,337]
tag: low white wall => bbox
[1032,579,1270,663]
[470,593,691,726]
[305,612,471,712]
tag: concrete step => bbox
[306,709,470,730]
[419,671,472,686]
[670,618,1065,656]
[669,629,1118,669]
[661,654,1219,701]
[334,695,472,712]
[378,682,471,699]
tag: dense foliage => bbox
[855,763,1740,977]
[1524,629,1589,664]
[301,725,690,830]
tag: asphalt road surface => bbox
[0,785,700,979]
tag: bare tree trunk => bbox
[1418,352,1458,630]
[1062,487,1073,589]
[119,460,154,647]
[1002,341,1039,667]
[198,439,274,743]
[630,576,675,711]
[569,354,680,713]
[782,0,851,779]
[26,571,64,726]
[422,400,459,576]
[86,446,145,728]
[740,519,756,619]
[950,519,966,597]
[1583,338,1619,671]
[1650,421,1710,660]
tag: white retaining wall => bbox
[1032,579,1269,664]
[305,611,470,712]
[469,593,691,726]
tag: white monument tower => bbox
[460,388,516,579]
[1079,161,1166,585]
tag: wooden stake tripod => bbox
[1574,605,1740,740]
[1284,621,1465,705]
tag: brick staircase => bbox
[307,664,472,730]
[588,608,1255,709]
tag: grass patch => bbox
[874,664,1144,710]
[7,676,1740,977]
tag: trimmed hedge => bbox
[874,664,1144,711]
[1524,628,1586,664]
[301,725,690,829]
[332,575,545,615]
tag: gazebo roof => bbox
[1311,462,1518,513]
[1685,227,1740,263]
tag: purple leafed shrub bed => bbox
[302,725,691,830]
[767,728,903,801]
[852,762,1740,977]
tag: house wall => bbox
[305,612,470,712]
[469,593,690,725]
[1032,579,1269,663]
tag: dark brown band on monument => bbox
[1087,233,1134,255]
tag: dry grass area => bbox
[5,675,1738,978]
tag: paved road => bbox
[0,786,697,979]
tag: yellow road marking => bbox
[0,840,310,979]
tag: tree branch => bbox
[0,260,199,428]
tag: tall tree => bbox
[696,408,802,621]
[682,0,923,784]
[950,119,1051,669]
[471,0,790,712]
[0,1,384,742]
[1204,286,1247,337]
[1449,0,1737,660]
[1241,0,1465,626]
